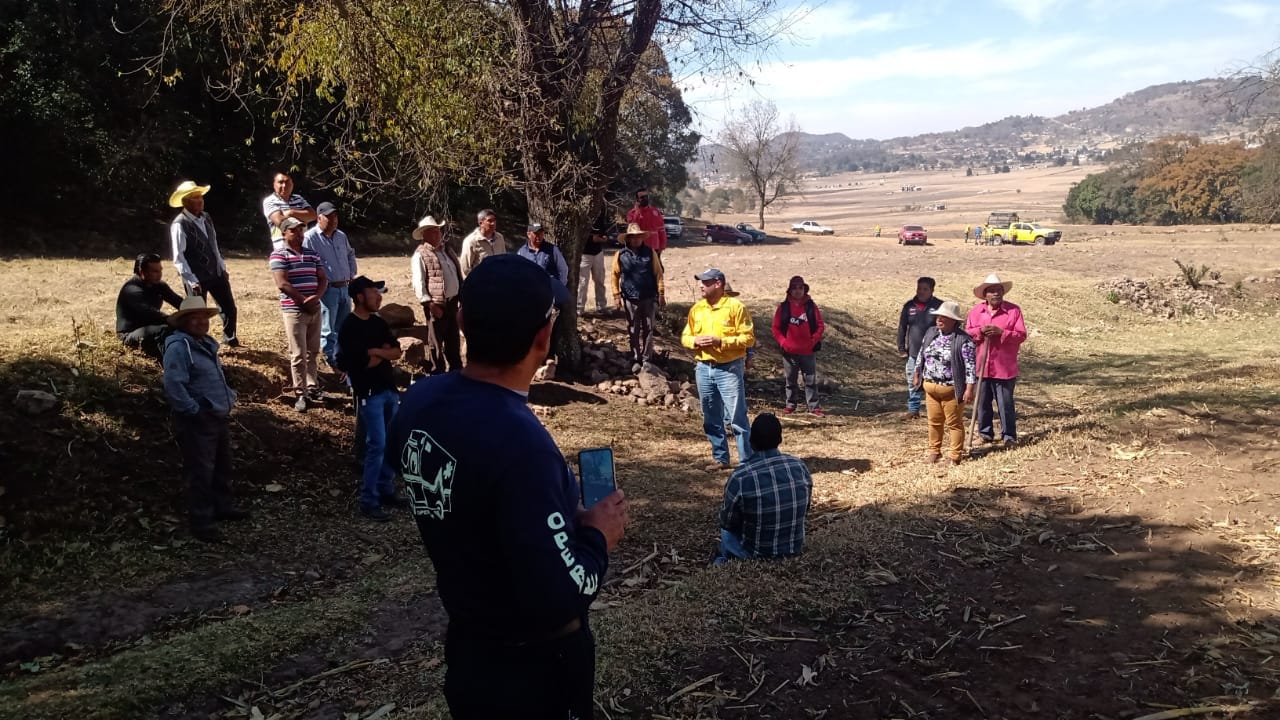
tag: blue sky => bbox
[677,0,1280,140]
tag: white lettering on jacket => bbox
[546,512,598,596]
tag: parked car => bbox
[704,223,752,245]
[734,223,767,242]
[898,224,927,245]
[663,215,683,241]
[993,221,1061,246]
[791,220,834,235]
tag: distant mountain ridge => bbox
[694,77,1279,176]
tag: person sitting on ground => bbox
[771,275,825,416]
[117,252,183,358]
[338,275,406,522]
[912,301,977,465]
[610,222,664,371]
[162,296,247,543]
[714,413,812,564]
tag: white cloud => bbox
[1217,2,1277,22]
[993,0,1065,24]
[789,4,904,42]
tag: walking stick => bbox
[967,341,990,457]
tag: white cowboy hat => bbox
[412,215,448,241]
[930,300,965,322]
[167,295,220,326]
[168,181,211,208]
[973,273,1013,299]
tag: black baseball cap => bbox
[461,254,557,366]
[527,222,545,233]
[347,275,386,299]
[316,201,337,216]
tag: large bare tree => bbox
[718,99,801,230]
[158,0,797,366]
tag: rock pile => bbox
[594,363,698,412]
[1097,276,1245,320]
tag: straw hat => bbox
[412,215,448,241]
[973,273,1013,299]
[168,181,210,208]
[167,296,220,326]
[620,222,651,241]
[930,300,965,322]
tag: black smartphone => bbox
[578,447,616,509]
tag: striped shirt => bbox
[268,246,323,312]
[262,193,312,242]
[719,449,812,558]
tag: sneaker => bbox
[307,387,325,402]
[903,411,920,420]
[926,452,941,463]
[382,493,410,509]
[782,407,796,414]
[360,505,391,522]
[191,525,224,543]
[810,408,825,417]
[293,394,308,412]
[225,339,241,349]
[215,507,251,522]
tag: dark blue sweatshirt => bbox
[388,373,609,642]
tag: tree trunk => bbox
[525,187,597,372]
[759,205,766,230]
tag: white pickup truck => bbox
[791,220,834,235]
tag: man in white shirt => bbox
[169,181,239,347]
[262,172,316,249]
[459,208,507,277]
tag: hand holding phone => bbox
[578,447,617,509]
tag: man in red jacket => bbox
[771,276,825,416]
[625,187,668,255]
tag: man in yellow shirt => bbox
[682,269,755,471]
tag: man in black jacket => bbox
[389,255,629,719]
[116,252,184,358]
[896,277,943,419]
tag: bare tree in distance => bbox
[1225,46,1280,128]
[719,100,802,230]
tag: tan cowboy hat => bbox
[412,215,448,241]
[167,295,220,326]
[930,300,965,322]
[973,273,1013,299]
[620,222,652,241]
[724,281,739,297]
[168,181,211,208]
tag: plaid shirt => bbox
[719,449,812,558]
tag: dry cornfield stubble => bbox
[2,173,1280,719]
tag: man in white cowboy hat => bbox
[162,296,247,543]
[577,219,611,315]
[610,222,665,370]
[169,180,240,347]
[911,300,978,465]
[262,171,316,249]
[271,216,330,411]
[965,274,1027,447]
[459,208,507,277]
[411,215,464,373]
[682,268,755,472]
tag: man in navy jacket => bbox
[389,254,629,719]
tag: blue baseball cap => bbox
[694,268,726,283]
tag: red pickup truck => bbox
[898,224,927,245]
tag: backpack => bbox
[778,299,821,350]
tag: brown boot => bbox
[926,452,941,463]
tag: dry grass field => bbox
[3,173,1280,719]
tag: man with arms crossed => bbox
[389,254,629,719]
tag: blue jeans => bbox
[976,377,1018,441]
[712,528,753,565]
[695,358,751,465]
[320,286,352,367]
[905,356,923,413]
[358,389,400,509]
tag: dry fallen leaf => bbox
[230,604,251,616]
[797,663,819,687]
[264,483,285,493]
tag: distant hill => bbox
[693,77,1280,178]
